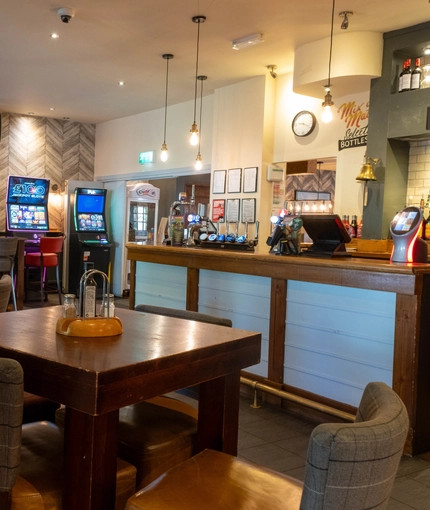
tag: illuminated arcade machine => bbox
[390,206,428,263]
[67,187,113,296]
[6,175,51,240]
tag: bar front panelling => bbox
[135,263,187,310]
[199,270,270,377]
[284,280,396,407]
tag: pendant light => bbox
[160,54,174,163]
[322,0,336,123]
[190,15,206,146]
[195,75,207,170]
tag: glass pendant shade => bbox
[160,142,168,162]
[195,153,202,170]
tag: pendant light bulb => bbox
[160,142,168,162]
[190,124,199,146]
[189,16,206,147]
[322,104,333,123]
[322,0,335,124]
[161,54,174,162]
[195,153,203,170]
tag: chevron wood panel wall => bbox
[0,113,95,232]
[285,170,336,203]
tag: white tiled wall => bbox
[407,140,430,205]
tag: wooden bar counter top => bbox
[127,241,430,456]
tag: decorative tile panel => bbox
[0,113,95,232]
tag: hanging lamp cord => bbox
[163,57,170,144]
[327,0,335,89]
[193,21,201,123]
[198,78,204,153]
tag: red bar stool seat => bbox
[25,236,64,304]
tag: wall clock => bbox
[292,110,316,137]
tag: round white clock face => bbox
[292,111,316,137]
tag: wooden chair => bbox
[0,275,12,312]
[0,237,18,310]
[0,357,136,510]
[25,236,64,304]
[125,382,409,510]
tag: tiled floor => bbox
[23,295,430,508]
[237,394,430,510]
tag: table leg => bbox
[63,407,119,510]
[197,371,240,455]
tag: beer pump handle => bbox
[255,221,259,240]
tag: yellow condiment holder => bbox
[56,316,123,337]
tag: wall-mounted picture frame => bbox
[212,170,226,194]
[243,167,258,193]
[226,198,240,223]
[228,168,242,193]
[212,199,225,222]
[241,198,256,223]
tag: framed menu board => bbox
[212,170,226,194]
[241,198,256,223]
[228,168,242,193]
[243,167,258,193]
[226,199,240,223]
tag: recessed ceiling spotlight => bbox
[49,107,55,111]
[50,33,59,39]
[118,81,125,86]
[424,47,430,55]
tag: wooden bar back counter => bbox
[126,241,430,456]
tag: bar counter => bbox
[126,242,430,455]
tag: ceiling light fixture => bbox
[339,11,353,30]
[232,33,264,50]
[50,33,59,39]
[195,75,207,171]
[160,53,174,163]
[267,65,277,79]
[190,15,206,147]
[424,46,430,55]
[322,0,336,123]
[118,81,125,86]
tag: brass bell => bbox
[356,158,377,181]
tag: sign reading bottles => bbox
[139,151,154,165]
[337,99,369,151]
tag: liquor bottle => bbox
[401,59,412,92]
[398,60,407,93]
[411,58,422,90]
[82,261,97,318]
[425,213,430,240]
[357,218,363,238]
[350,215,358,238]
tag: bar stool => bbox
[0,236,18,310]
[25,236,64,304]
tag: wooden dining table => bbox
[0,306,261,509]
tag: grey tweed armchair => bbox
[0,358,136,509]
[125,381,409,510]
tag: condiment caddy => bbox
[56,269,123,337]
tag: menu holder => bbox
[56,316,123,337]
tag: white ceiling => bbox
[1,0,429,124]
